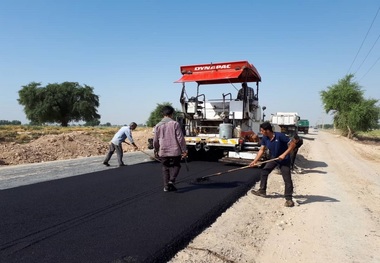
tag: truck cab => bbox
[297,119,310,134]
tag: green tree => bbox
[18,82,101,127]
[146,102,180,127]
[320,74,379,138]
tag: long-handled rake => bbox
[195,157,280,182]
[122,141,190,171]
[122,141,161,162]
[140,149,190,171]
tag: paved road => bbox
[0,153,261,263]
[0,151,153,190]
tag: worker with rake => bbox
[153,105,188,192]
[103,122,139,167]
[249,121,297,207]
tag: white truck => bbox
[270,112,300,136]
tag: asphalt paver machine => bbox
[175,60,265,165]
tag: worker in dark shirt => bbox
[249,121,297,207]
[237,82,255,111]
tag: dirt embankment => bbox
[0,129,153,166]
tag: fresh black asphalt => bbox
[0,160,261,263]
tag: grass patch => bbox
[316,128,380,142]
[356,130,380,141]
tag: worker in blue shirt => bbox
[249,121,297,207]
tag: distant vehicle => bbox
[270,112,300,137]
[298,119,309,134]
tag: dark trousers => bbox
[161,156,181,186]
[259,160,293,200]
[103,143,124,165]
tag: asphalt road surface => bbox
[0,153,261,263]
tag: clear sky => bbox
[1,0,379,126]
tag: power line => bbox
[358,55,380,81]
[346,5,380,74]
[354,32,380,75]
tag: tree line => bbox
[0,120,22,125]
[11,76,379,138]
